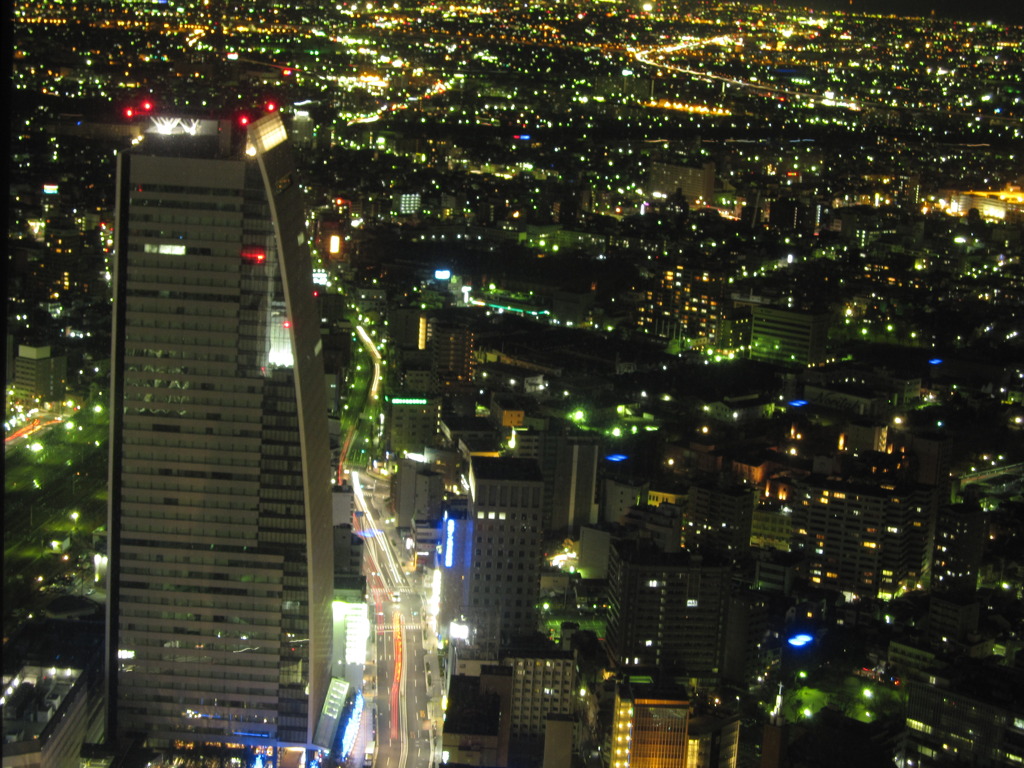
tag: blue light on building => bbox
[245,747,277,768]
[788,399,808,407]
[605,454,628,462]
[445,518,455,568]
[339,692,364,760]
[788,633,813,647]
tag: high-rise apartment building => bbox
[647,161,715,205]
[387,393,441,457]
[749,305,831,367]
[638,259,732,345]
[13,344,67,401]
[791,477,933,599]
[392,456,444,529]
[514,422,599,535]
[504,649,576,748]
[428,309,475,391]
[106,113,333,748]
[932,503,987,594]
[607,540,730,678]
[686,712,740,768]
[904,665,1024,768]
[549,432,601,535]
[686,482,756,559]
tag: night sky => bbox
[744,0,1024,24]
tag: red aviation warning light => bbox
[123,107,135,118]
[141,100,154,112]
[265,101,278,112]
[238,114,251,126]
[241,246,266,264]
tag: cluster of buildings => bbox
[4,2,1024,768]
[374,291,1021,766]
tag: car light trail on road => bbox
[355,325,382,401]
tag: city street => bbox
[352,471,439,768]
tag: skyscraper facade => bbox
[106,113,333,749]
[462,457,545,649]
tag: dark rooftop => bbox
[444,674,501,736]
[471,456,543,482]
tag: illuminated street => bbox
[352,472,437,768]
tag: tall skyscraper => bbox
[106,113,333,749]
[447,457,544,651]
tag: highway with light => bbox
[352,471,437,768]
[631,37,864,111]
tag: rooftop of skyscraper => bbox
[471,456,544,482]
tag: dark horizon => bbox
[735,0,1024,24]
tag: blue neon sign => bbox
[445,518,455,568]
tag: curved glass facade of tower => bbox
[106,113,333,750]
